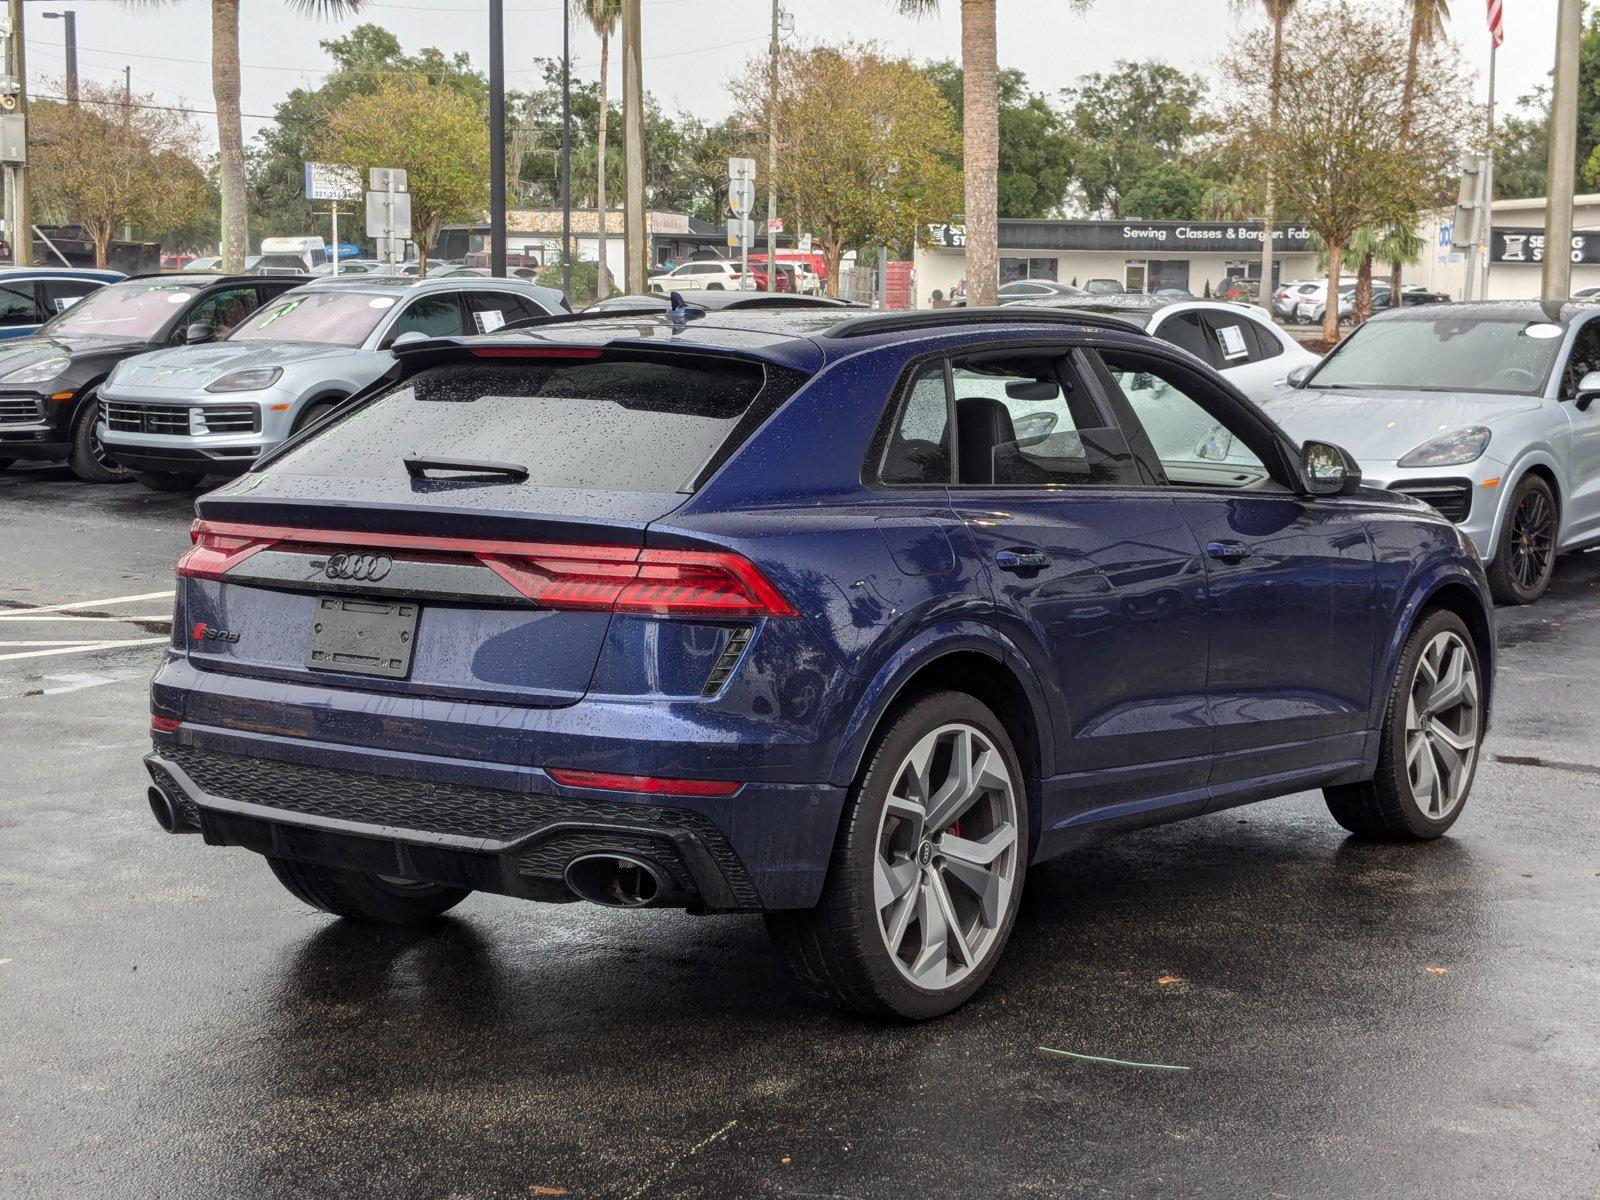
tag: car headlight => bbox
[2,355,70,385]
[206,367,282,393]
[1397,425,1491,468]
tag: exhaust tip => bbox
[564,853,664,908]
[147,784,195,834]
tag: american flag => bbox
[1487,0,1505,48]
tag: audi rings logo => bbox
[323,552,393,582]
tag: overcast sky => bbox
[21,0,1559,150]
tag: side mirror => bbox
[183,322,215,345]
[388,331,430,349]
[1576,369,1600,411]
[1285,364,1314,389]
[1301,440,1361,496]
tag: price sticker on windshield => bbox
[1215,324,1249,360]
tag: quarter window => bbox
[0,281,38,326]
[1563,319,1600,398]
[879,363,952,486]
[1157,313,1214,364]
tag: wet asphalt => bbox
[1,463,1597,1200]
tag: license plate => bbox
[306,596,419,679]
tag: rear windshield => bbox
[272,355,768,492]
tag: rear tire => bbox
[1324,608,1483,840]
[267,857,470,924]
[133,469,206,492]
[1488,474,1558,605]
[67,396,131,484]
[766,691,1029,1019]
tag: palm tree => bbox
[160,0,365,271]
[893,1,1090,308]
[584,0,622,299]
[1231,1,1297,314]
[1393,0,1450,292]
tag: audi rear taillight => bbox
[547,768,740,797]
[176,520,280,580]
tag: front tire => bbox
[766,691,1029,1019]
[67,396,131,484]
[1488,473,1557,604]
[267,857,470,924]
[1324,608,1483,840]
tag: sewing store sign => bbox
[926,220,1314,254]
[1492,228,1600,266]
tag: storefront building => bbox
[1413,194,1600,301]
[913,219,1319,308]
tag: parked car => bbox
[97,276,565,491]
[996,279,1088,304]
[1214,278,1260,304]
[250,236,326,276]
[396,259,448,277]
[183,257,223,273]
[309,259,393,276]
[0,274,300,482]
[142,304,1492,1019]
[583,292,864,313]
[1370,285,1449,312]
[1014,294,1319,402]
[1264,299,1600,604]
[1573,285,1600,300]
[0,267,124,342]
[1293,278,1365,324]
[648,259,758,293]
[1083,278,1125,295]
[1273,280,1322,319]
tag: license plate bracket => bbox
[306,596,419,679]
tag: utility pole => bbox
[42,11,74,104]
[560,0,571,300]
[6,0,30,265]
[1543,0,1581,304]
[621,0,646,292]
[765,1,779,291]
[488,0,506,277]
[1480,31,1498,301]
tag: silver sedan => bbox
[1264,300,1600,603]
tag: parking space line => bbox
[0,590,174,617]
[0,638,169,663]
[0,614,173,623]
[0,640,119,647]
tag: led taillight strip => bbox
[176,519,796,618]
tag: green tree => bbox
[1065,60,1207,219]
[1497,89,1550,199]
[729,43,961,294]
[1121,161,1206,219]
[919,61,1073,218]
[894,1,1093,306]
[321,74,489,271]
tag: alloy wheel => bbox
[1509,488,1555,593]
[1404,631,1481,820]
[874,723,1020,990]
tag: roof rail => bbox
[824,305,1153,340]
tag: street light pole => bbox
[42,10,73,104]
[1543,0,1581,304]
[6,0,31,265]
[488,0,506,277]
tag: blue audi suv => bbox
[145,304,1494,1018]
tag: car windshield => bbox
[43,282,197,339]
[226,290,393,346]
[1309,316,1563,395]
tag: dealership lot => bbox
[2,463,1597,1199]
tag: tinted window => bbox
[1311,317,1561,396]
[879,363,951,485]
[462,290,546,332]
[184,286,259,336]
[0,281,38,326]
[1562,319,1600,398]
[39,279,101,316]
[391,295,465,340]
[1203,310,1279,365]
[274,356,768,492]
[950,353,1138,487]
[1098,350,1274,490]
[1158,312,1214,364]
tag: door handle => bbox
[1205,540,1253,563]
[995,548,1052,572]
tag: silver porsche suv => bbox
[1264,300,1600,604]
[97,276,564,490]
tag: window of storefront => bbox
[1001,256,1060,284]
[1125,260,1148,292]
[1147,260,1191,293]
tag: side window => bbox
[185,286,259,336]
[390,294,466,340]
[1156,312,1216,365]
[39,279,100,316]
[1562,320,1600,398]
[1097,350,1276,490]
[879,363,952,486]
[462,291,519,333]
[0,282,39,326]
[1203,310,1280,365]
[950,351,1140,487]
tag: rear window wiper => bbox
[403,456,530,482]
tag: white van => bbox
[253,236,328,276]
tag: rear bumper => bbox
[146,730,846,912]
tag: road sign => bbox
[728,178,756,217]
[369,166,409,192]
[366,190,412,240]
[798,233,813,254]
[767,217,784,234]
[0,114,24,164]
[728,156,757,182]
[727,218,755,247]
[304,162,361,202]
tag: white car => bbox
[1015,295,1319,403]
[648,260,757,294]
[1273,280,1321,319]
